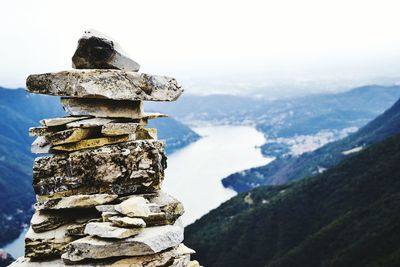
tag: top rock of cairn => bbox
[72,29,140,72]
[26,29,183,101]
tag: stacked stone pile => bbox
[10,30,201,267]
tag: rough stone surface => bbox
[61,98,144,118]
[35,194,118,210]
[26,69,183,101]
[101,122,139,136]
[25,225,75,259]
[33,140,166,198]
[84,222,143,239]
[72,29,140,72]
[109,217,146,228]
[51,135,131,152]
[115,196,151,218]
[62,220,184,262]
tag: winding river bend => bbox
[2,125,272,258]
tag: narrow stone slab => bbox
[51,135,131,152]
[101,122,139,136]
[48,128,96,145]
[84,222,143,239]
[31,209,100,233]
[61,98,144,118]
[72,29,140,72]
[33,140,166,198]
[40,116,90,127]
[35,194,118,210]
[29,126,61,137]
[66,118,115,128]
[25,225,76,259]
[109,217,146,228]
[26,69,183,101]
[62,220,184,262]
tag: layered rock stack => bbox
[10,30,201,267]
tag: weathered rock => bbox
[31,136,51,154]
[61,98,144,118]
[25,225,75,259]
[101,122,139,136]
[66,118,115,128]
[102,192,184,226]
[35,194,118,210]
[84,222,143,239]
[136,127,157,140]
[62,220,184,262]
[72,29,140,72]
[186,260,202,267]
[109,217,146,228]
[31,209,100,233]
[51,135,131,152]
[40,117,90,127]
[26,69,183,101]
[115,196,151,218]
[46,128,96,145]
[33,140,166,198]
[29,126,61,137]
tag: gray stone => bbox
[62,220,184,262]
[61,98,144,118]
[35,194,118,210]
[72,29,140,72]
[33,140,166,198]
[26,69,183,101]
[84,222,143,239]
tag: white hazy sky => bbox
[1,0,400,96]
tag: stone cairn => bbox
[10,30,201,267]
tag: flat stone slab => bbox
[61,98,144,118]
[84,222,143,239]
[33,140,166,198]
[51,135,131,152]
[62,220,184,262]
[25,225,76,259]
[109,216,146,228]
[72,29,140,72]
[40,116,91,127]
[26,69,183,101]
[35,194,118,210]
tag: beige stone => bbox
[84,222,143,239]
[109,217,146,228]
[115,196,151,218]
[62,220,184,262]
[51,135,131,152]
[35,194,118,210]
[40,116,90,127]
[26,69,183,101]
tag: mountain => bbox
[185,133,400,267]
[0,87,199,246]
[147,85,400,139]
[222,96,400,192]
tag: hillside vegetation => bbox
[186,133,400,267]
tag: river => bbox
[2,125,272,258]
